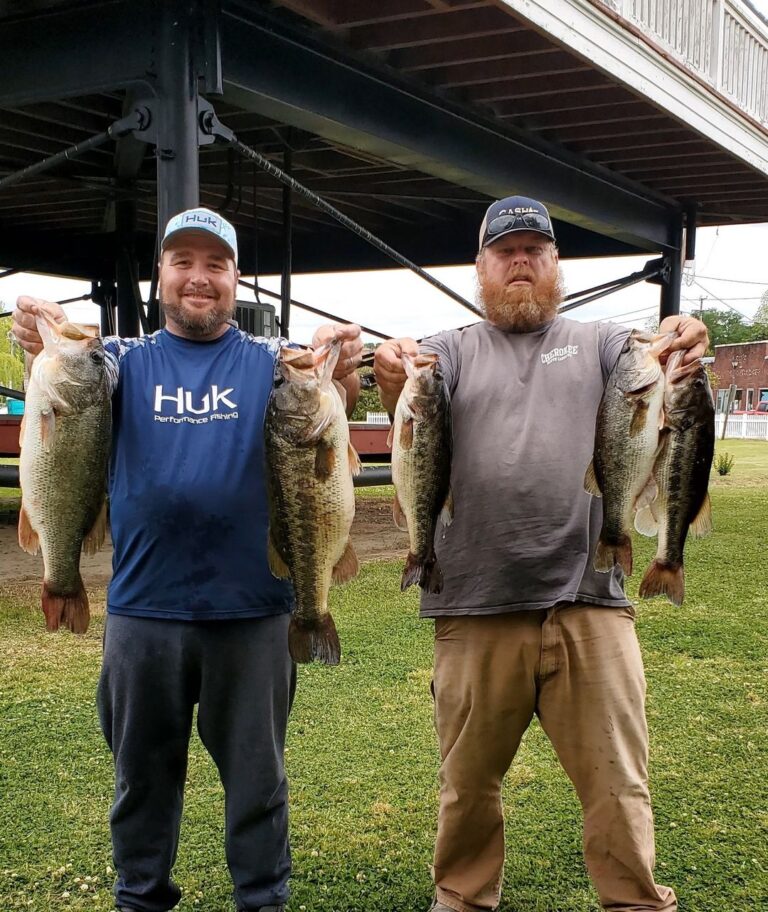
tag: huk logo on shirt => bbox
[153,385,239,424]
[541,345,579,365]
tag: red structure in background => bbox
[1,416,392,463]
[0,416,21,458]
[348,421,392,462]
[712,340,768,412]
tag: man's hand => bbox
[373,337,420,415]
[312,322,363,380]
[659,314,709,365]
[12,296,67,357]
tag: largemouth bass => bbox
[18,313,111,633]
[265,339,360,665]
[585,330,673,576]
[390,351,452,593]
[635,350,715,605]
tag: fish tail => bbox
[401,552,443,594]
[594,534,633,576]
[42,577,90,634]
[639,559,684,606]
[288,613,341,666]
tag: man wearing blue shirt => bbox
[13,208,362,912]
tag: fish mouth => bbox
[665,349,702,384]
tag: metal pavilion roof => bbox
[0,0,766,294]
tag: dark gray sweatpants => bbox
[97,613,295,912]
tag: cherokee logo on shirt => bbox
[153,384,239,424]
[541,345,579,365]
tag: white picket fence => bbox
[716,414,768,440]
[365,412,391,425]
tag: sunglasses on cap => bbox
[486,212,552,238]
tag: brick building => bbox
[712,340,768,412]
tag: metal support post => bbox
[155,0,201,241]
[116,197,140,337]
[281,146,293,339]
[92,281,117,337]
[659,215,684,320]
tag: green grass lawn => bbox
[1,446,767,911]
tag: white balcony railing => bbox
[610,0,768,124]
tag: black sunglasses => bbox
[486,212,551,237]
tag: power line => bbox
[693,274,768,286]
[689,279,755,323]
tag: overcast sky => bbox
[2,0,767,343]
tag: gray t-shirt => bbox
[418,316,631,617]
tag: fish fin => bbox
[289,613,341,665]
[634,474,658,511]
[348,442,362,476]
[399,416,414,450]
[39,407,57,452]
[82,499,108,555]
[628,399,649,437]
[690,493,713,538]
[392,493,409,532]
[42,577,90,634]
[332,539,359,584]
[19,412,26,445]
[594,534,632,576]
[639,559,684,606]
[634,505,659,537]
[267,529,291,580]
[401,552,443,594]
[314,439,336,480]
[386,424,394,448]
[440,488,454,527]
[18,503,39,555]
[583,459,602,497]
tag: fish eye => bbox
[90,350,104,364]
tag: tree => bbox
[698,308,756,353]
[752,289,768,341]
[350,370,385,421]
[0,316,25,402]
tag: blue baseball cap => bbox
[162,207,238,263]
[479,196,555,249]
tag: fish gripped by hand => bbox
[584,329,674,576]
[265,339,360,665]
[18,311,112,633]
[635,350,715,605]
[390,351,453,593]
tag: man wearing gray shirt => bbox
[375,196,708,912]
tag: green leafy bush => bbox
[715,452,735,476]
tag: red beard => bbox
[478,269,564,332]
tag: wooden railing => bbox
[608,0,768,124]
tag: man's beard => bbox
[477,267,565,332]
[161,296,235,337]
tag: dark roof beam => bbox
[424,50,586,88]
[277,0,494,32]
[391,30,555,70]
[0,1,154,107]
[528,111,669,132]
[467,71,614,103]
[347,7,521,51]
[2,103,109,134]
[492,90,643,118]
[221,11,676,251]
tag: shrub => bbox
[715,452,735,476]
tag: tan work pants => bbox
[432,603,676,912]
